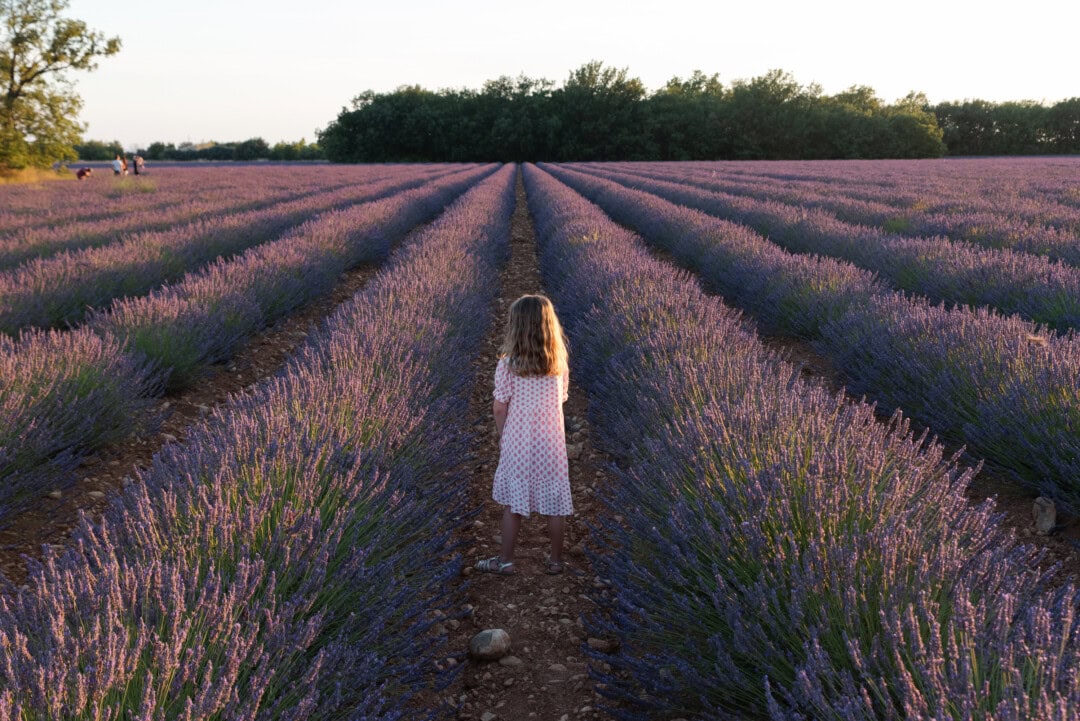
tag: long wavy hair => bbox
[499,295,568,377]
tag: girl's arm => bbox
[493,400,509,440]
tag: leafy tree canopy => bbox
[1,0,120,168]
[319,62,951,162]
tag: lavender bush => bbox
[0,165,442,262]
[581,164,1080,333]
[0,164,473,334]
[548,163,1080,511]
[93,164,495,390]
[0,329,159,520]
[541,164,884,339]
[0,164,515,719]
[524,163,1080,721]
[0,164,495,526]
[0,166,407,270]
[605,159,1080,265]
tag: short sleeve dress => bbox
[492,358,573,516]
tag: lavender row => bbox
[578,164,1080,333]
[524,163,1080,721]
[0,165,494,524]
[0,165,429,270]
[0,165,470,335]
[0,164,515,719]
[610,161,1080,263]
[656,157,1080,218]
[639,159,1080,223]
[0,164,394,239]
[545,163,1080,510]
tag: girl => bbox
[477,295,573,575]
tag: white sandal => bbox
[475,557,515,575]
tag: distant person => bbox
[121,156,129,176]
[133,155,144,175]
[477,295,573,576]
[111,155,123,175]
[75,167,93,181]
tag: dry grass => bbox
[0,167,73,185]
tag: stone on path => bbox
[587,637,619,653]
[498,655,523,666]
[1034,497,1056,535]
[481,712,497,721]
[469,629,511,661]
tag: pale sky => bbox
[67,0,1079,150]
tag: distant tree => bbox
[647,71,726,159]
[73,137,121,160]
[881,92,945,158]
[320,65,950,162]
[141,141,173,160]
[232,136,269,160]
[724,69,814,159]
[0,0,121,168]
[932,99,1068,155]
[1046,97,1080,153]
[269,137,323,160]
[550,61,649,160]
[200,142,233,161]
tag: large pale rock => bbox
[1034,497,1056,535]
[468,629,511,661]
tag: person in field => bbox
[111,155,123,175]
[75,167,93,180]
[477,294,573,576]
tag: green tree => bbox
[1,0,120,168]
[550,61,649,160]
[648,71,726,159]
[73,137,121,159]
[233,136,269,160]
[1046,97,1080,153]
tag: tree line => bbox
[318,63,1080,162]
[932,99,1080,155]
[74,137,325,162]
[3,0,1078,170]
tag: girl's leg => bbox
[547,515,566,563]
[500,507,523,563]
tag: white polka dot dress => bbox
[492,357,573,516]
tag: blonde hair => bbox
[499,295,568,377]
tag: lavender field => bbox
[1,158,1079,719]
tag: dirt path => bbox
[1,253,395,584]
[430,171,611,721]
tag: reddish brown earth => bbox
[0,263,383,585]
[419,173,613,720]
